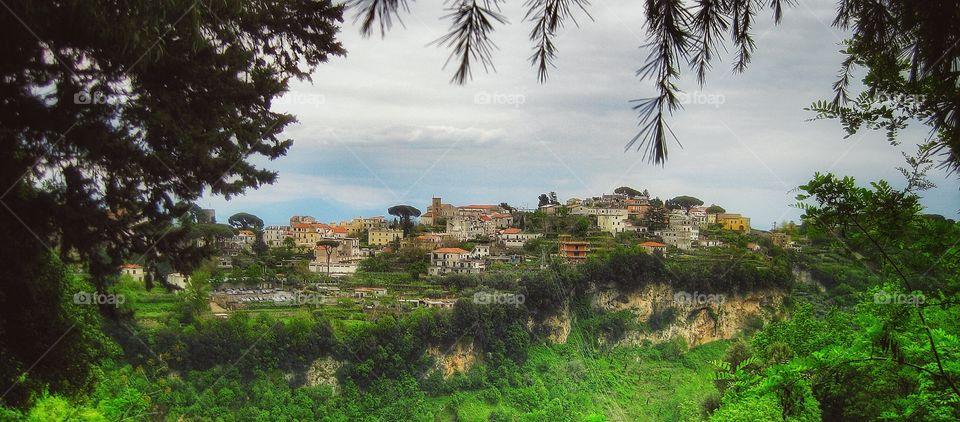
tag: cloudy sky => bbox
[200,0,959,228]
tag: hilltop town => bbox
[119,187,803,320]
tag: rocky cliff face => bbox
[426,341,479,379]
[321,284,786,381]
[305,356,344,393]
[530,284,787,348]
[590,283,787,347]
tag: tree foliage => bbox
[706,204,726,214]
[388,205,421,237]
[667,195,704,210]
[0,1,344,404]
[614,186,642,197]
[228,213,265,231]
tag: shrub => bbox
[647,305,678,332]
[655,337,688,361]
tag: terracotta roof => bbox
[639,241,667,247]
[332,226,349,233]
[122,263,142,269]
[433,247,468,254]
[501,228,522,234]
[292,223,312,229]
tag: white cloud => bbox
[202,173,395,210]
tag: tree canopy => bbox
[666,195,704,210]
[706,204,726,214]
[0,0,345,404]
[228,213,265,231]
[388,205,421,236]
[614,186,643,197]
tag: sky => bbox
[199,0,960,229]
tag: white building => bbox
[166,272,189,289]
[497,228,542,248]
[656,211,700,250]
[597,209,630,234]
[570,206,627,216]
[264,225,292,247]
[121,264,144,282]
[470,244,490,259]
[446,216,488,241]
[429,247,486,275]
[309,261,358,277]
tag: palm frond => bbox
[523,0,593,82]
[689,0,730,84]
[627,0,691,164]
[348,0,413,38]
[430,0,508,85]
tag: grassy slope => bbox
[425,340,728,422]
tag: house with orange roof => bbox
[292,222,333,247]
[413,233,446,246]
[120,263,144,282]
[497,227,542,248]
[329,226,350,239]
[456,204,504,219]
[639,241,668,256]
[429,247,486,275]
[489,212,514,228]
[558,235,590,263]
[236,229,256,244]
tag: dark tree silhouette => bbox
[0,1,344,404]
[538,194,550,207]
[667,196,704,210]
[614,186,642,197]
[706,204,726,214]
[388,205,421,237]
[228,213,265,231]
